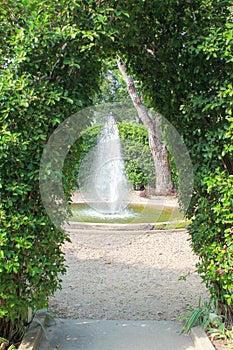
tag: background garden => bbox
[0,0,232,348]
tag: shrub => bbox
[189,172,233,321]
[0,0,119,346]
[118,122,155,189]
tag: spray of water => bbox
[80,116,129,215]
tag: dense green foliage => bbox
[189,173,233,316]
[118,122,155,189]
[73,124,102,189]
[93,65,130,104]
[111,0,233,319]
[0,0,123,346]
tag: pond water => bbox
[70,203,183,224]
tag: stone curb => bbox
[190,326,215,350]
[18,313,47,350]
[19,316,215,350]
[64,220,187,231]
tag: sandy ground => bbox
[49,228,209,321]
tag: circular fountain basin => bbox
[70,202,183,224]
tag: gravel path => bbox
[49,228,208,321]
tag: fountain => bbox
[40,102,190,229]
[73,115,182,225]
[79,116,130,216]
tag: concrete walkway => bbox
[37,319,196,350]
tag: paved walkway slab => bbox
[37,319,196,350]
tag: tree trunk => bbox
[117,57,173,195]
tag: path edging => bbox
[18,315,215,350]
[190,326,215,350]
[18,312,47,350]
[64,220,187,231]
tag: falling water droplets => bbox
[79,116,129,215]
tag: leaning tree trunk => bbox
[117,57,173,195]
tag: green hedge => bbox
[118,121,155,189]
[74,121,155,190]
[189,171,233,320]
[0,0,119,346]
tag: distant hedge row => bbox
[74,121,178,190]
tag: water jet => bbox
[79,116,130,216]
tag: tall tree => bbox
[117,57,173,194]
